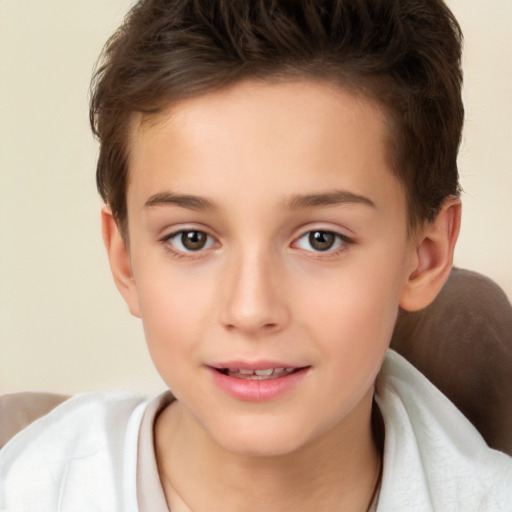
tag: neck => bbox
[155,390,382,512]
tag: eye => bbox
[164,230,216,253]
[294,230,349,252]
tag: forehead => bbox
[131,79,385,140]
[125,79,405,219]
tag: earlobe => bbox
[101,206,141,318]
[400,197,461,311]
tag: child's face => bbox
[121,80,418,456]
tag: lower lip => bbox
[209,367,309,402]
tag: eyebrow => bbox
[144,189,376,212]
[144,192,216,211]
[285,190,376,209]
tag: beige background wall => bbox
[0,0,510,393]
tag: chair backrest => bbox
[391,267,512,455]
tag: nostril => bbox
[223,321,278,331]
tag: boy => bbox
[1,0,512,510]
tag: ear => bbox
[400,197,461,311]
[101,205,141,318]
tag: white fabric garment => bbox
[375,351,512,511]
[0,392,147,512]
[1,350,512,511]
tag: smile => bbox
[209,364,310,401]
[218,368,297,380]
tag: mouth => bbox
[209,363,310,401]
[215,367,302,380]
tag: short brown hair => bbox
[90,0,463,237]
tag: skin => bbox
[103,80,460,511]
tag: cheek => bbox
[300,248,406,356]
[303,272,401,418]
[134,269,214,375]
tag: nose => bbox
[219,248,290,336]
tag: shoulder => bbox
[376,350,512,511]
[0,392,70,448]
[0,391,146,451]
[0,391,148,512]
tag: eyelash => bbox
[292,230,354,257]
[159,229,354,259]
[160,230,217,259]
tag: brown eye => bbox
[181,231,208,250]
[165,230,215,253]
[294,230,350,253]
[308,231,336,251]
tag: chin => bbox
[206,415,321,458]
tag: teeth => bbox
[225,367,298,380]
[255,369,273,376]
